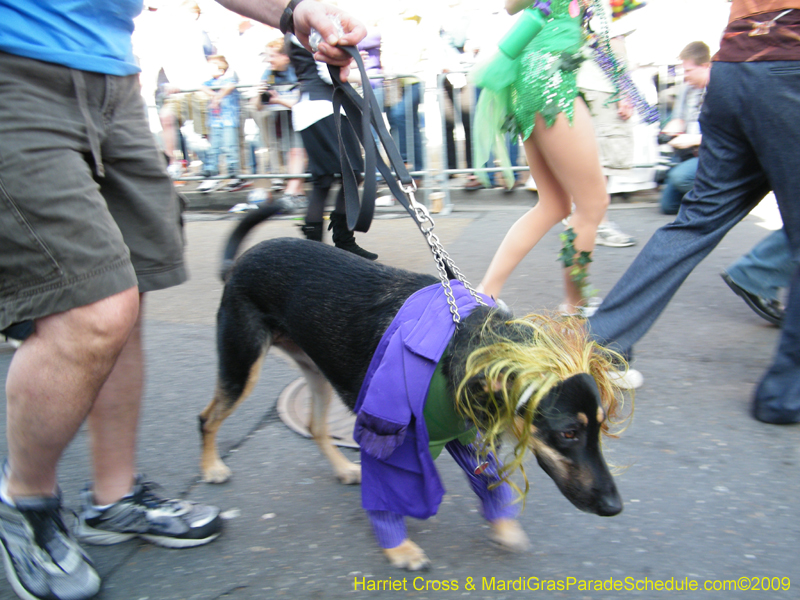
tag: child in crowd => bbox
[254,37,306,207]
[200,55,249,192]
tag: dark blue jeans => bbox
[387,81,424,174]
[726,228,795,302]
[660,157,698,215]
[588,61,800,423]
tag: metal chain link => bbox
[403,184,488,324]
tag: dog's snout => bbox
[596,491,623,517]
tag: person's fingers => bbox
[313,42,353,66]
[293,2,365,60]
[336,13,367,46]
[312,50,351,80]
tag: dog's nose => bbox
[597,492,623,516]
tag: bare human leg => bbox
[478,118,573,299]
[88,293,146,505]
[4,287,140,501]
[531,99,608,310]
[284,147,307,197]
[478,100,608,309]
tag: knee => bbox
[69,288,141,360]
[595,192,611,215]
[159,109,176,131]
[572,193,609,226]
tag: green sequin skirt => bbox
[511,48,584,140]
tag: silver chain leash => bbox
[403,184,488,324]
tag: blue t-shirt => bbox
[0,0,142,76]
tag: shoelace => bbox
[22,504,74,569]
[131,481,171,509]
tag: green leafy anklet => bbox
[558,227,596,301]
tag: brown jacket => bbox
[730,0,800,22]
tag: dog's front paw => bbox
[383,539,430,571]
[489,519,530,552]
[202,460,232,484]
[335,463,361,485]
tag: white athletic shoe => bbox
[595,222,636,247]
[608,368,644,390]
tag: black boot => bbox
[328,212,378,260]
[300,221,323,242]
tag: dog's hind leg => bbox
[446,441,530,552]
[299,363,361,484]
[200,305,270,483]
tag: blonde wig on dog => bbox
[453,312,632,500]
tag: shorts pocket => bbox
[0,190,62,295]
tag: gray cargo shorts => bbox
[0,52,187,331]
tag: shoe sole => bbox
[77,523,221,548]
[1,539,42,600]
[1,537,101,600]
[595,238,636,248]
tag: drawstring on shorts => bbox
[70,69,105,178]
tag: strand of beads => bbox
[582,0,659,124]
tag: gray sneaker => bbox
[77,477,222,549]
[595,221,636,247]
[0,492,100,600]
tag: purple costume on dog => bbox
[353,282,519,548]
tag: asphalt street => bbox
[1,188,798,600]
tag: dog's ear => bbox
[478,374,505,395]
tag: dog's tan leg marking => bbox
[301,366,361,485]
[383,539,430,571]
[489,519,530,552]
[200,352,266,483]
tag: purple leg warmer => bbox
[446,441,519,522]
[366,510,407,549]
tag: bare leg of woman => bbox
[478,118,573,299]
[531,98,608,310]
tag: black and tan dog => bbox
[199,205,629,569]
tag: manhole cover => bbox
[276,378,358,448]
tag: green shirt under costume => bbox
[423,355,476,460]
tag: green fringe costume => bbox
[472,0,586,186]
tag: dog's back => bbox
[221,237,437,407]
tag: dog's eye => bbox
[560,430,578,440]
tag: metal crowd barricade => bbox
[155,71,539,210]
[435,70,530,212]
[153,82,311,188]
[381,74,430,199]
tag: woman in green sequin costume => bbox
[475,0,609,315]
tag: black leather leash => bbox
[326,47,487,324]
[326,46,418,232]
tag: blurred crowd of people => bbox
[130,0,719,210]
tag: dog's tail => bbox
[220,203,285,281]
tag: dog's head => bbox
[451,311,630,518]
[525,373,622,516]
